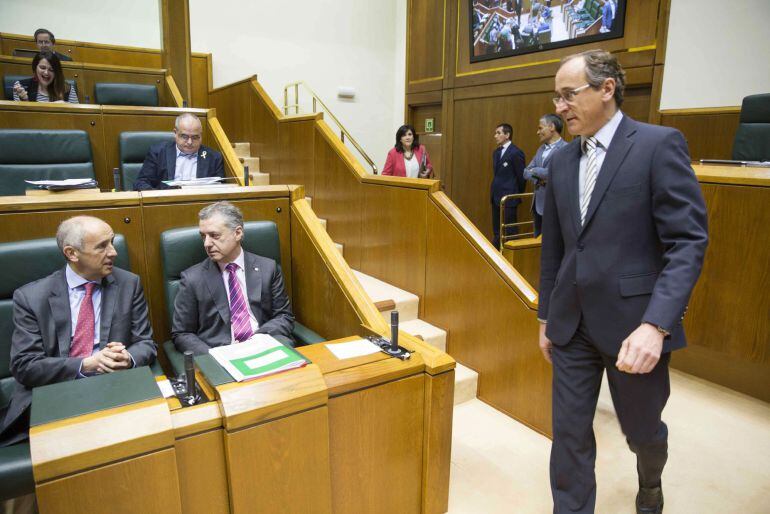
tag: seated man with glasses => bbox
[133,113,225,190]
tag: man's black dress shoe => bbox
[636,486,664,514]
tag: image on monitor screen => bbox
[470,1,626,62]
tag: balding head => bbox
[57,216,117,280]
[174,113,203,155]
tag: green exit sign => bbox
[425,118,434,133]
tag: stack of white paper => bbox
[208,334,307,382]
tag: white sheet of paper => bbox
[243,348,287,370]
[24,178,94,186]
[156,379,175,399]
[326,339,381,360]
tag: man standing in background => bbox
[523,113,566,236]
[491,123,526,249]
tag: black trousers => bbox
[550,320,670,514]
[492,201,518,249]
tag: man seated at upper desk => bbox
[132,113,225,191]
[172,201,295,355]
[0,216,157,446]
[33,28,72,62]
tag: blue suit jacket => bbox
[133,141,224,191]
[538,115,708,356]
[523,138,568,216]
[490,143,526,206]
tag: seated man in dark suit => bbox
[132,113,225,190]
[0,216,157,447]
[172,201,295,355]
[33,28,72,62]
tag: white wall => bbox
[189,0,407,172]
[660,0,770,109]
[0,0,160,48]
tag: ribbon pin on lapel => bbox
[201,151,207,159]
[503,162,508,167]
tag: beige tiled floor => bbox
[449,370,770,513]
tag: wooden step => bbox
[249,172,270,186]
[399,318,447,352]
[232,142,251,158]
[334,242,344,256]
[239,156,260,173]
[351,270,419,322]
[317,218,327,231]
[305,196,312,208]
[454,363,479,405]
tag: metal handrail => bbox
[283,81,378,175]
[500,192,535,249]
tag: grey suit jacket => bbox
[0,266,156,446]
[171,251,295,355]
[538,115,708,356]
[523,138,568,216]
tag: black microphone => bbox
[112,167,121,191]
[182,100,188,108]
[390,311,399,352]
[184,351,197,403]
[244,164,250,186]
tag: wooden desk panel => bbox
[328,373,425,514]
[174,429,230,514]
[36,448,182,514]
[224,405,333,514]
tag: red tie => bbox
[70,282,96,358]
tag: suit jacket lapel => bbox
[580,117,635,232]
[99,274,117,349]
[196,146,208,178]
[243,252,262,321]
[49,269,71,357]
[165,142,177,181]
[203,259,231,325]
[564,141,583,237]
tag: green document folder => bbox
[208,336,310,382]
[30,366,161,427]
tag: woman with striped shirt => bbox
[12,51,78,104]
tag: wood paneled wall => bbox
[659,108,742,161]
[1,33,211,108]
[404,0,690,241]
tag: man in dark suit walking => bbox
[538,50,708,514]
[0,216,156,447]
[172,201,295,355]
[491,123,526,249]
[133,113,224,190]
[523,113,567,236]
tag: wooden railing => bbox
[209,76,550,435]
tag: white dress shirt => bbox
[217,248,260,343]
[579,110,623,201]
[542,138,563,161]
[404,155,420,178]
[174,147,198,181]
[499,140,511,157]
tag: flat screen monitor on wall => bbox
[470,0,626,63]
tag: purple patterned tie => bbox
[226,262,253,342]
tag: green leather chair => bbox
[3,75,77,101]
[118,131,175,191]
[94,83,159,107]
[0,129,95,196]
[732,93,770,161]
[160,221,325,376]
[0,235,129,501]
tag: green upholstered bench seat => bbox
[733,93,770,161]
[118,131,175,191]
[3,75,77,101]
[94,82,159,107]
[0,129,95,196]
[0,443,33,501]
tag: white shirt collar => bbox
[582,110,623,151]
[217,247,245,273]
[500,140,511,153]
[545,137,562,149]
[176,146,197,158]
[65,264,98,290]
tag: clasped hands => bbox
[81,342,132,374]
[12,81,29,101]
[538,322,664,374]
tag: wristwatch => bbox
[654,324,670,337]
